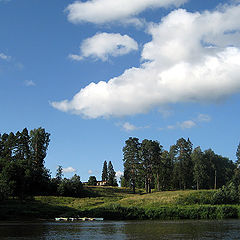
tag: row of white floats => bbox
[55,217,104,222]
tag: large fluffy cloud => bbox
[69,33,138,62]
[66,0,188,25]
[52,4,240,118]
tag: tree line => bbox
[121,137,238,193]
[0,128,83,200]
[1,127,240,200]
[0,128,51,200]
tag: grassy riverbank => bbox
[1,186,240,220]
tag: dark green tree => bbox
[192,146,208,190]
[120,175,127,187]
[69,174,83,197]
[158,150,173,191]
[0,128,52,199]
[171,138,193,190]
[107,161,117,186]
[102,160,108,182]
[88,176,97,186]
[139,139,162,193]
[123,137,141,193]
[236,142,240,166]
[29,128,51,194]
[30,128,50,170]
[203,149,235,189]
[58,175,83,197]
[15,128,31,163]
[2,132,15,162]
[56,165,63,183]
[0,174,11,200]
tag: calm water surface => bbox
[0,219,240,239]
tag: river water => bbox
[0,219,240,239]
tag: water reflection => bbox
[0,219,240,239]
[123,220,240,240]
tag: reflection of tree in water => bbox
[122,220,240,240]
[99,221,126,239]
[0,222,47,239]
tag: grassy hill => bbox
[1,186,239,220]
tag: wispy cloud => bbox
[88,169,93,174]
[166,120,196,130]
[118,122,149,131]
[0,0,11,3]
[24,80,36,87]
[62,167,76,173]
[197,114,211,122]
[161,113,211,131]
[166,125,175,130]
[178,120,196,129]
[122,122,138,131]
[0,53,11,61]
[158,107,174,118]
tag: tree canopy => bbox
[122,137,236,193]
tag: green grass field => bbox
[1,186,239,220]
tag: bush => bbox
[176,191,215,205]
[212,183,239,204]
[88,176,97,186]
[57,175,83,197]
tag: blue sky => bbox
[1,0,240,182]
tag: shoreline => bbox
[1,188,239,221]
[1,201,240,221]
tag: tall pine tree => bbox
[102,160,108,182]
[236,142,240,166]
[123,137,141,193]
[192,146,208,190]
[107,161,117,186]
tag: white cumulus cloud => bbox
[66,0,188,25]
[63,167,76,173]
[52,4,240,119]
[69,33,138,62]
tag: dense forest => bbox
[1,128,240,201]
[121,137,240,194]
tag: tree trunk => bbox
[214,170,217,190]
[133,183,135,194]
[156,173,160,191]
[148,179,151,193]
[145,178,148,193]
